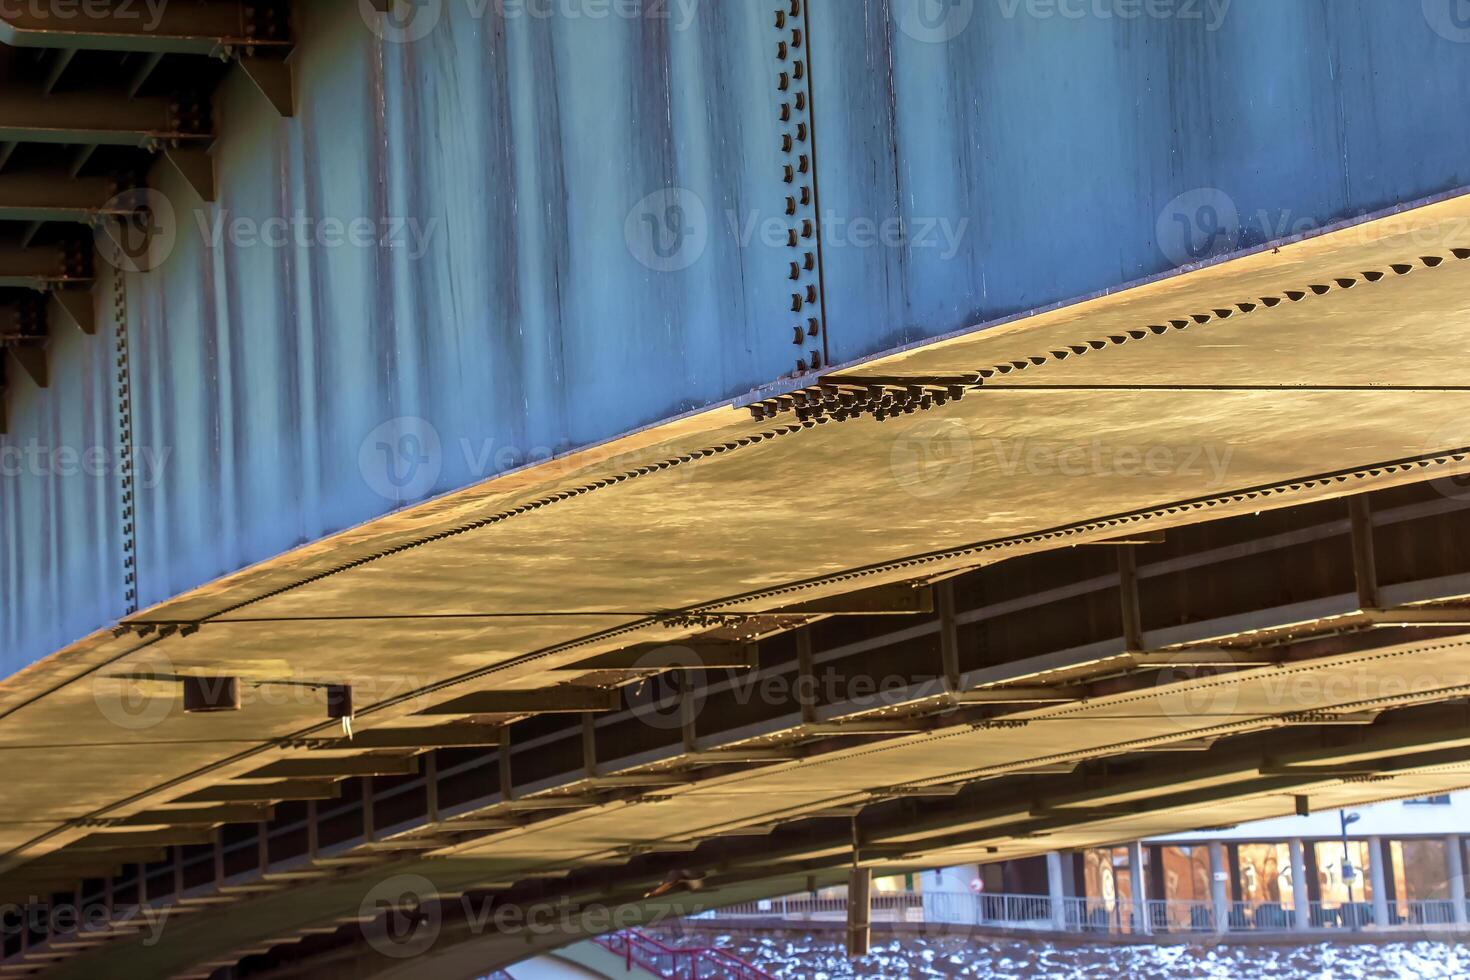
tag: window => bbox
[1237,842,1295,906]
[1405,795,1452,806]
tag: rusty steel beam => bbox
[238,56,293,117]
[0,299,48,393]
[0,243,90,290]
[0,173,129,223]
[110,804,275,827]
[417,688,622,716]
[1367,607,1470,627]
[48,289,95,335]
[0,289,96,339]
[0,2,291,55]
[242,755,419,780]
[0,88,209,147]
[560,641,757,672]
[720,582,935,616]
[950,686,1087,704]
[17,846,169,870]
[172,780,343,804]
[68,827,219,851]
[305,724,502,750]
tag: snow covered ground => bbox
[700,934,1470,979]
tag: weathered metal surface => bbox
[811,0,1470,361]
[14,481,1470,977]
[117,1,801,626]
[0,276,126,663]
[4,196,1470,895]
[3,0,1470,678]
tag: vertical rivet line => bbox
[111,254,139,616]
[775,0,828,376]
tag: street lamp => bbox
[1340,811,1362,928]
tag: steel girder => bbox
[0,1,291,56]
[0,2,295,430]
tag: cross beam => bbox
[0,2,290,55]
[718,583,934,617]
[110,804,275,826]
[69,827,219,851]
[0,174,130,223]
[561,641,758,672]
[243,755,419,779]
[1,299,48,393]
[173,780,344,804]
[416,687,621,716]
[306,724,503,750]
[0,89,210,147]
[0,242,89,289]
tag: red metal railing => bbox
[593,929,775,980]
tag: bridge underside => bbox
[0,1,1468,976]
[2,193,1470,977]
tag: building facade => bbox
[923,793,1470,934]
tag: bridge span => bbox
[2,1,1470,977]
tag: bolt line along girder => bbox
[0,2,291,55]
[0,89,210,147]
